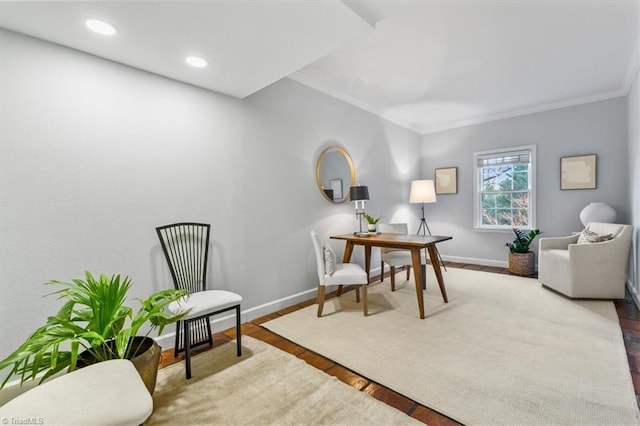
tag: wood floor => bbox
[158,262,640,425]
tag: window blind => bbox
[477,151,531,167]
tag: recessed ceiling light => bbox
[186,56,208,68]
[85,18,117,36]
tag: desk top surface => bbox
[330,233,452,248]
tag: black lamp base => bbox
[417,204,447,272]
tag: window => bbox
[473,145,536,230]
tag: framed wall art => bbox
[435,167,457,194]
[560,154,596,190]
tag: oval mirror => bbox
[315,146,356,203]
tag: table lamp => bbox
[350,185,369,236]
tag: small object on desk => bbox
[354,232,371,237]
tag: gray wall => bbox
[0,30,420,367]
[628,67,640,303]
[420,98,630,267]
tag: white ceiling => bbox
[1,1,638,134]
[0,1,372,98]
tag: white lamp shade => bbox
[410,180,437,203]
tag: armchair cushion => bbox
[577,228,614,244]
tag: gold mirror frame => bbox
[315,146,356,203]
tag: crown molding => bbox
[289,71,630,136]
[417,89,628,134]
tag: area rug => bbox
[263,267,640,426]
[147,336,420,425]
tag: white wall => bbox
[419,98,630,267]
[628,66,640,304]
[0,30,421,368]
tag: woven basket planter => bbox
[508,252,535,276]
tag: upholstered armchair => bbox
[538,222,633,299]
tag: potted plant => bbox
[364,213,382,232]
[505,228,542,276]
[0,271,186,394]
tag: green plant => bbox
[505,228,542,253]
[0,272,186,388]
[363,213,382,225]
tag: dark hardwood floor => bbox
[158,262,640,424]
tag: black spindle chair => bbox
[156,222,242,379]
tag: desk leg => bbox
[411,248,425,319]
[427,245,448,303]
[342,241,355,263]
[364,245,371,283]
[337,241,355,297]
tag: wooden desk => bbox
[330,233,452,319]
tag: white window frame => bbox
[473,145,537,231]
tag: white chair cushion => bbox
[323,242,336,275]
[169,290,242,320]
[0,359,152,426]
[324,263,368,286]
[378,223,410,255]
[381,249,427,266]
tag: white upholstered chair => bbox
[378,223,427,291]
[538,222,633,299]
[310,230,369,317]
[0,360,152,425]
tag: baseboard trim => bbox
[441,255,509,269]
[153,288,317,349]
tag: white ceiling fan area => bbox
[0,1,638,134]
